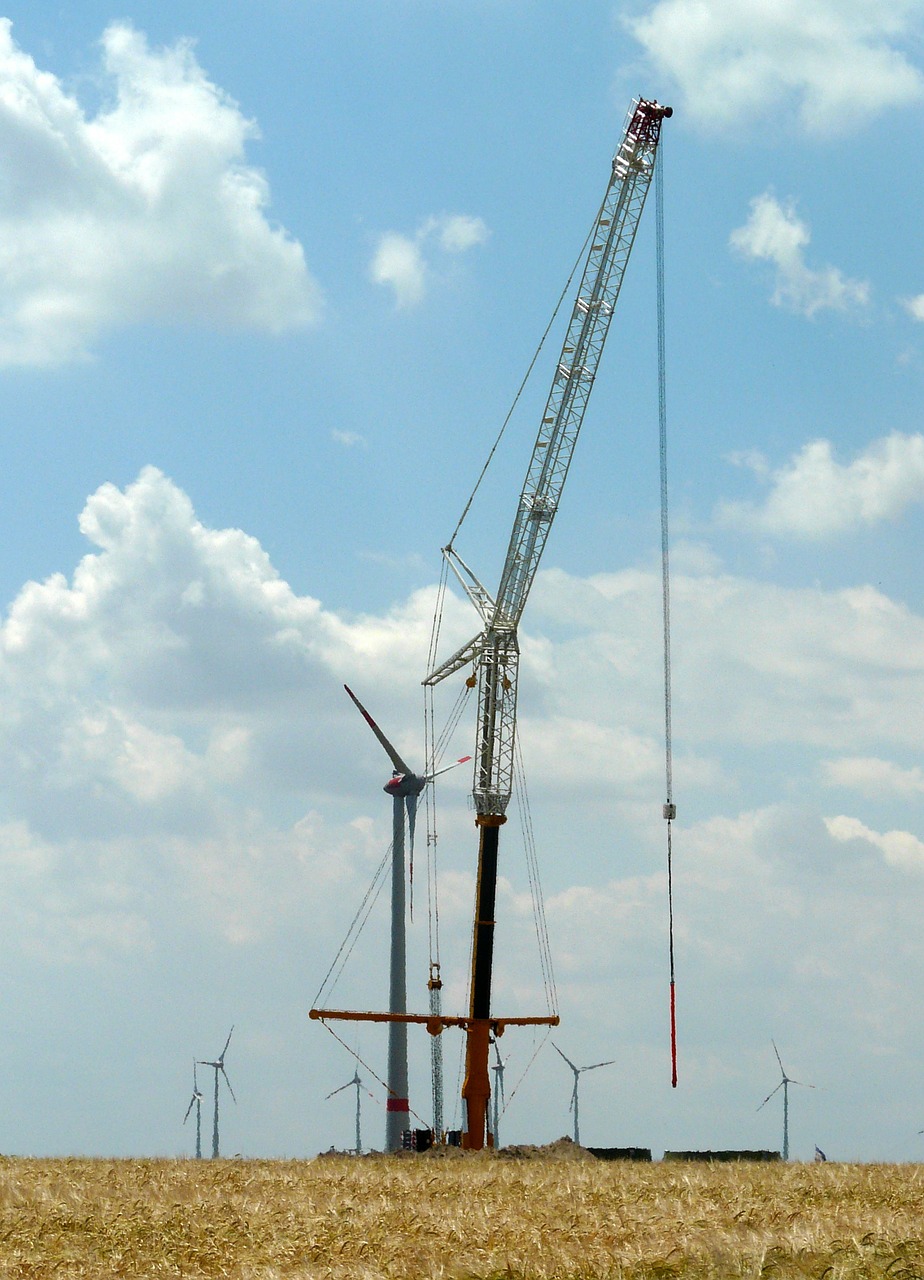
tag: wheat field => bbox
[1,1149,923,1279]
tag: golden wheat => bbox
[1,1152,923,1279]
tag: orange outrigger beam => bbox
[308,1006,558,1150]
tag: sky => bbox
[1,0,923,1163]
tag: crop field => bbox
[1,1149,923,1279]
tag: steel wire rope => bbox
[444,209,601,552]
[513,738,558,1017]
[319,1019,431,1129]
[502,1026,555,1115]
[656,128,678,1089]
[312,844,391,1008]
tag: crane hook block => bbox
[663,803,676,820]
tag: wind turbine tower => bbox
[199,1027,236,1159]
[344,684,468,1151]
[553,1043,617,1147]
[757,1040,813,1160]
[183,1060,204,1159]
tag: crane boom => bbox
[428,98,671,815]
[425,96,670,1152]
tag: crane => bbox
[310,97,670,1152]
[424,97,671,1150]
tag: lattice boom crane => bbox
[425,97,671,1151]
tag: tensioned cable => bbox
[513,737,557,1017]
[445,208,601,551]
[312,844,391,1008]
[503,1026,554,1113]
[656,129,678,1090]
[319,1019,430,1129]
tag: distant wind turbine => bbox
[490,1039,510,1149]
[757,1040,814,1160]
[552,1043,617,1147]
[327,1066,374,1154]
[198,1027,236,1159]
[344,684,469,1151]
[183,1060,204,1159]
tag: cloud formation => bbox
[0,20,320,366]
[627,0,924,134]
[730,193,869,317]
[716,432,924,536]
[823,756,924,797]
[3,468,924,1160]
[370,213,489,308]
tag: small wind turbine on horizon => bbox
[491,1039,510,1149]
[183,1060,204,1159]
[343,684,470,1151]
[757,1040,814,1161]
[552,1043,617,1147]
[327,1066,375,1155]
[199,1027,236,1159]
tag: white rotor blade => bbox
[219,1026,234,1063]
[552,1042,579,1074]
[326,1080,354,1100]
[344,685,411,775]
[221,1066,236,1103]
[406,793,418,860]
[757,1079,784,1112]
[425,755,472,781]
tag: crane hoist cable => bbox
[656,127,678,1090]
[444,214,599,554]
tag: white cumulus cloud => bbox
[370,213,489,308]
[0,20,320,366]
[716,432,924,537]
[822,756,924,797]
[826,813,924,873]
[730,193,869,317]
[627,0,924,135]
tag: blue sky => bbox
[1,0,924,1162]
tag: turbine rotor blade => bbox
[219,1026,234,1063]
[344,685,410,775]
[552,1042,578,1074]
[771,1039,785,1077]
[406,794,418,860]
[326,1081,353,1100]
[757,1079,784,1111]
[426,755,472,781]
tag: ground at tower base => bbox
[1,1144,923,1279]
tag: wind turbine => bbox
[757,1040,814,1160]
[326,1066,372,1154]
[490,1039,510,1149]
[553,1043,617,1147]
[183,1060,204,1159]
[344,684,469,1152]
[198,1027,236,1159]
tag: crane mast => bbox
[425,97,670,1150]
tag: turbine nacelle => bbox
[383,772,427,800]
